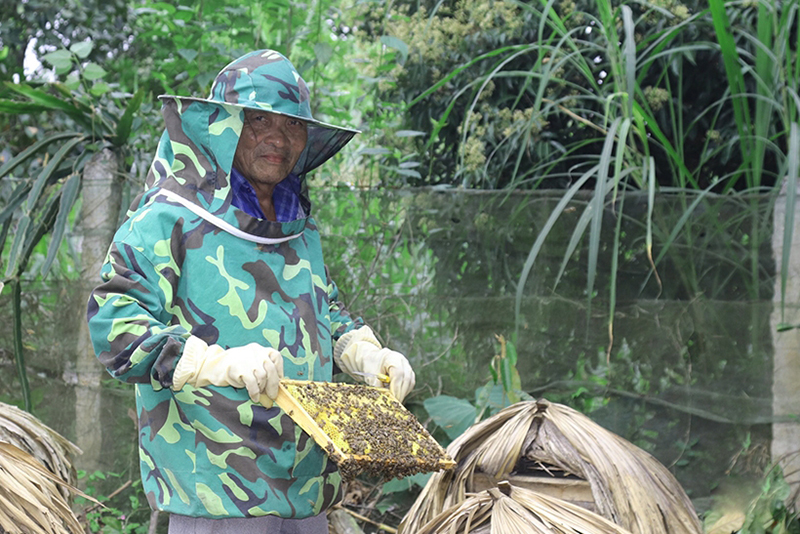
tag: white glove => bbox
[172,336,284,407]
[333,326,415,402]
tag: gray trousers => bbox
[168,513,327,534]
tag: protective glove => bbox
[172,336,284,407]
[333,326,415,402]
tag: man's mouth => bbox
[260,153,286,163]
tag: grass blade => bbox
[606,183,626,361]
[41,173,81,278]
[646,157,662,297]
[514,164,599,338]
[586,118,623,322]
[638,183,719,297]
[633,100,698,188]
[408,44,535,108]
[622,5,636,118]
[708,0,752,173]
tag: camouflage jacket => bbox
[87,93,360,518]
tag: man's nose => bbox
[261,126,288,147]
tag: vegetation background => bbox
[0,0,798,532]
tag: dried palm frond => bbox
[414,481,633,534]
[403,402,539,529]
[400,400,702,534]
[0,442,87,534]
[0,402,81,500]
[0,402,91,534]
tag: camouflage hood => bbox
[142,50,358,241]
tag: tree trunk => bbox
[67,148,122,475]
[770,179,800,504]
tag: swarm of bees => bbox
[277,380,455,481]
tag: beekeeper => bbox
[86,49,415,534]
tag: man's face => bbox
[233,109,308,191]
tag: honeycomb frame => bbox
[275,379,455,480]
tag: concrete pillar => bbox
[67,148,121,475]
[770,179,800,504]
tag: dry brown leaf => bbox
[399,400,702,534]
[409,482,633,534]
[0,402,96,534]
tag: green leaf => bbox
[386,167,421,179]
[70,41,93,59]
[381,477,414,494]
[25,136,85,211]
[114,88,145,147]
[64,73,81,91]
[0,183,31,227]
[395,130,426,137]
[423,395,476,440]
[359,147,391,156]
[3,83,93,129]
[41,172,81,278]
[0,132,84,180]
[380,35,408,65]
[475,383,516,413]
[178,48,198,62]
[0,100,52,114]
[89,81,110,96]
[313,43,333,65]
[489,358,499,383]
[40,49,73,71]
[499,359,521,402]
[5,215,31,278]
[82,62,106,81]
[381,472,432,494]
[585,119,623,318]
[408,44,533,109]
[505,338,518,366]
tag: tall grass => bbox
[403,0,800,337]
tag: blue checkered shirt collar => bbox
[229,166,304,222]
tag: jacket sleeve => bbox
[86,240,189,389]
[325,267,364,344]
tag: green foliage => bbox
[74,471,151,534]
[739,465,800,534]
[2,1,796,530]
[363,0,800,336]
[704,463,800,534]
[0,0,131,83]
[423,395,477,440]
[376,0,797,191]
[0,38,147,410]
[424,336,532,443]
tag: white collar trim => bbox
[157,189,303,245]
